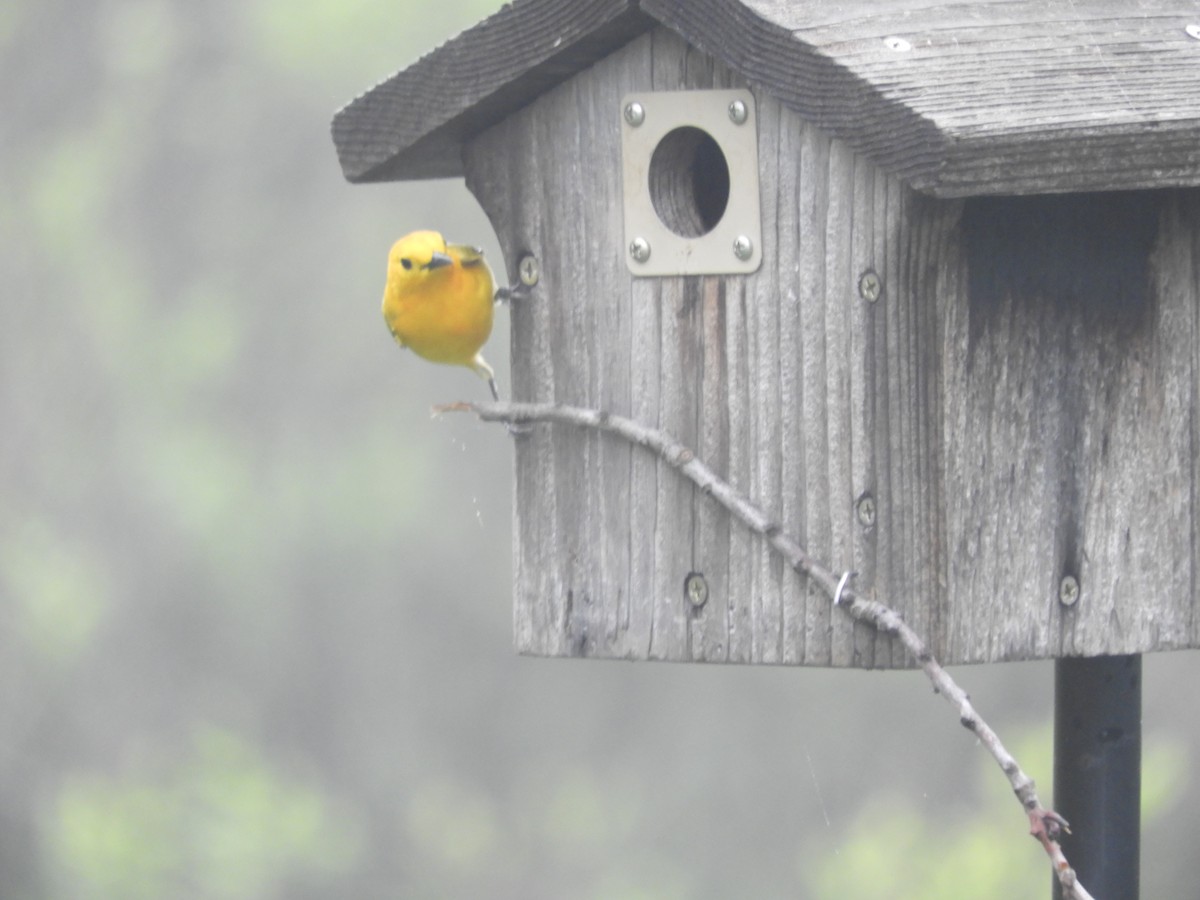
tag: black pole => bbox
[1053,654,1141,900]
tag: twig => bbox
[439,399,1095,900]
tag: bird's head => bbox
[386,230,454,287]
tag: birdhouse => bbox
[333,0,1200,669]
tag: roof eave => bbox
[332,0,652,183]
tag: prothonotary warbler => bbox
[382,230,499,400]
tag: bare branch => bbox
[439,399,1095,900]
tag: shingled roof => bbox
[332,0,1200,197]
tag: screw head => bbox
[1059,575,1080,607]
[518,254,540,286]
[623,101,645,126]
[732,235,754,261]
[728,99,749,125]
[1187,23,1200,40]
[858,269,882,302]
[684,572,709,608]
[884,36,912,52]
[629,236,651,263]
[856,494,877,528]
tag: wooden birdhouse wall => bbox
[463,25,1200,668]
[465,28,950,668]
[942,191,1200,661]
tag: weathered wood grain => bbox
[335,0,1200,196]
[465,29,944,666]
[940,191,1200,661]
[465,26,1200,665]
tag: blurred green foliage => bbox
[805,728,1189,899]
[51,728,360,899]
[4,519,110,665]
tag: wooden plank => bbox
[723,247,754,663]
[823,137,858,665]
[768,91,796,667]
[581,51,641,659]
[939,191,1199,660]
[1191,194,1200,654]
[795,116,833,665]
[905,195,957,658]
[748,101,785,665]
[847,147,879,666]
[690,275,732,661]
[646,34,706,661]
[622,45,661,661]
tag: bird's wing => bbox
[448,244,487,268]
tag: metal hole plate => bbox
[620,89,762,277]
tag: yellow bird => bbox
[382,230,499,400]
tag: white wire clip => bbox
[834,570,858,606]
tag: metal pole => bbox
[1053,654,1141,900]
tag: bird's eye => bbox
[400,258,413,270]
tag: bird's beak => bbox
[424,252,453,270]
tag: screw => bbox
[518,254,540,286]
[856,494,876,528]
[728,99,748,125]
[684,572,709,608]
[883,36,912,52]
[623,101,645,126]
[1187,23,1200,40]
[733,235,754,261]
[858,269,882,302]
[629,236,651,263]
[1059,575,1080,607]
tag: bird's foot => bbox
[483,377,531,436]
[494,285,531,305]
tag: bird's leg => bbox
[472,353,529,436]
[494,285,530,305]
[485,292,532,434]
[471,354,499,400]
